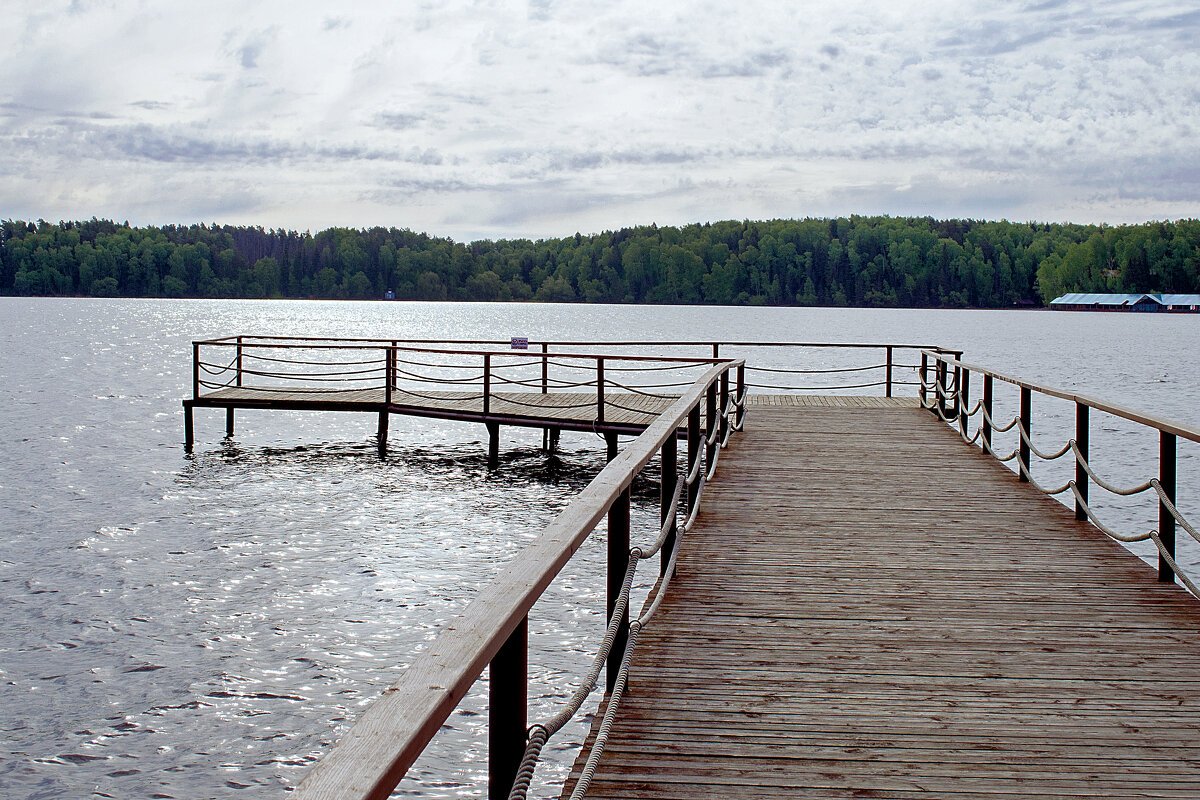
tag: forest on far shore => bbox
[3,216,1200,307]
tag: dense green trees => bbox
[3,216,1199,306]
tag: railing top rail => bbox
[199,339,739,366]
[923,349,1200,444]
[195,335,957,352]
[293,360,741,800]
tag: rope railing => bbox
[194,340,953,411]
[920,348,1199,595]
[242,351,385,367]
[748,362,887,375]
[507,480,700,800]
[286,358,745,800]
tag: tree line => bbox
[3,216,1200,307]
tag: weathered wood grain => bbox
[564,406,1200,799]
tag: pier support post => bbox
[184,405,194,452]
[1074,403,1088,521]
[487,422,500,470]
[488,615,527,800]
[660,435,677,576]
[1018,387,1032,482]
[1159,432,1177,583]
[607,487,630,693]
[605,432,618,462]
[377,411,389,457]
[226,408,235,437]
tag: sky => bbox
[2,0,1199,242]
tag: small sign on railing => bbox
[511,337,528,350]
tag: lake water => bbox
[1,298,1197,799]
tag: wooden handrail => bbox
[923,350,1200,444]
[195,335,958,353]
[294,360,741,800]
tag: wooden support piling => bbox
[184,405,194,452]
[377,411,389,456]
[488,616,527,800]
[225,408,234,437]
[605,432,618,462]
[487,422,499,470]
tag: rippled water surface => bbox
[1,299,1197,799]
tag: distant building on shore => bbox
[1050,293,1200,313]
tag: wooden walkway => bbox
[564,404,1200,799]
[191,387,919,433]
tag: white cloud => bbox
[1,0,1198,239]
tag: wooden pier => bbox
[179,338,1200,800]
[562,403,1200,799]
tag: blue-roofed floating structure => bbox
[1050,292,1200,312]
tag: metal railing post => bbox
[235,336,243,387]
[541,342,548,395]
[1159,431,1177,583]
[982,375,993,454]
[705,381,717,469]
[607,487,630,692]
[687,405,701,520]
[596,357,605,425]
[719,369,730,443]
[736,362,746,429]
[712,343,719,359]
[885,345,893,398]
[920,352,928,410]
[483,353,491,416]
[192,341,200,399]
[937,359,948,418]
[958,367,970,437]
[1075,403,1088,521]
[1018,386,1032,482]
[660,436,677,577]
[952,363,962,420]
[488,616,527,800]
[385,344,394,406]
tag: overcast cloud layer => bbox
[2,0,1198,240]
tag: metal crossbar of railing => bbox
[919,350,1200,595]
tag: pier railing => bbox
[293,358,746,800]
[920,350,1200,595]
[191,336,961,404]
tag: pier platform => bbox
[184,338,1199,800]
[563,404,1200,799]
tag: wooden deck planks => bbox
[564,405,1200,799]
[195,386,916,431]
